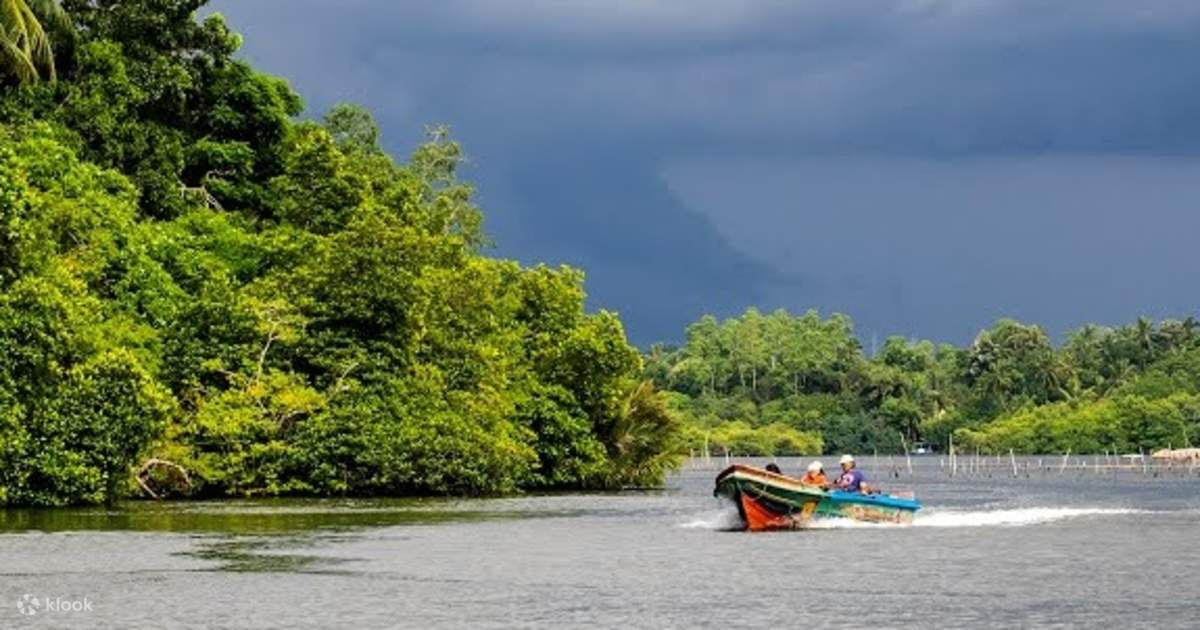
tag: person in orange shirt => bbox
[800,460,828,488]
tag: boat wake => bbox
[812,506,1152,529]
[913,507,1150,528]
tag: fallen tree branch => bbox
[136,458,193,500]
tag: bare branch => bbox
[136,458,193,500]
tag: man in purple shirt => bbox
[833,454,866,493]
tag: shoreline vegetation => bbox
[1,2,1196,508]
[0,1,680,507]
[647,310,1200,462]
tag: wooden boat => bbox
[713,464,921,530]
[712,464,825,530]
[1152,448,1200,462]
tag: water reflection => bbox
[0,498,544,535]
[182,537,360,574]
[0,497,613,574]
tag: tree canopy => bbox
[0,0,683,506]
[648,309,1200,457]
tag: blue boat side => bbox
[828,490,921,512]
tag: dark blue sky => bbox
[211,1,1200,347]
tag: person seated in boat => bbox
[800,460,828,488]
[833,454,868,493]
[764,462,782,475]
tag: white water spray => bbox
[912,507,1150,528]
[677,508,745,530]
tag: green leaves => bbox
[655,305,1200,455]
[0,103,667,504]
[603,381,686,486]
[0,4,677,506]
[0,253,167,506]
[0,0,64,85]
[54,348,172,502]
[291,367,538,496]
[269,123,368,233]
[964,319,1071,414]
[956,393,1200,455]
[691,419,822,459]
[323,103,382,155]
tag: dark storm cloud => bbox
[663,155,1200,344]
[209,0,1200,345]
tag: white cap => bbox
[807,461,824,473]
[839,454,855,465]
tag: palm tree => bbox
[603,381,684,488]
[1182,316,1200,349]
[0,0,66,84]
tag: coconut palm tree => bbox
[603,381,684,488]
[0,0,66,84]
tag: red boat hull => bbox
[739,493,816,531]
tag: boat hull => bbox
[816,491,918,524]
[713,465,826,531]
[739,493,816,530]
[714,464,920,530]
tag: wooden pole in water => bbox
[949,434,957,477]
[900,434,913,476]
[1010,449,1018,477]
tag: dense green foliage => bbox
[0,1,682,506]
[957,347,1200,454]
[648,310,1200,456]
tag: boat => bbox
[713,464,921,531]
[1151,448,1200,462]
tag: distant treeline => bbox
[0,1,681,507]
[645,309,1200,457]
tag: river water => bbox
[2,457,1198,629]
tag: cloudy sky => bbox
[210,0,1200,347]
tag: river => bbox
[2,457,1198,628]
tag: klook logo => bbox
[15,593,92,616]
[16,594,39,616]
